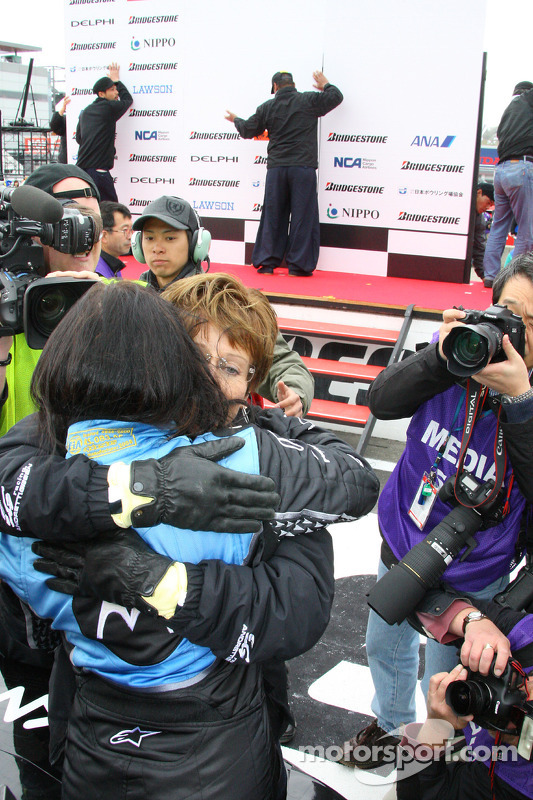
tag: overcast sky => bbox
[2,0,532,128]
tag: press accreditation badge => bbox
[408,473,438,530]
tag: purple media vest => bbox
[378,382,525,591]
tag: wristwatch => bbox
[462,610,486,635]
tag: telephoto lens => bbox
[367,503,483,625]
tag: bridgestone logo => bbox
[129,109,177,117]
[129,63,177,71]
[190,132,240,140]
[72,88,93,95]
[189,178,240,187]
[327,133,388,143]
[129,155,177,162]
[130,199,150,207]
[71,41,116,50]
[325,183,384,193]
[70,0,114,4]
[398,212,460,224]
[401,161,465,173]
[129,15,179,23]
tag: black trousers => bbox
[252,166,320,274]
[62,668,284,800]
[82,168,118,203]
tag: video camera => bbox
[442,304,526,377]
[0,185,98,348]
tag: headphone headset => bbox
[131,206,211,267]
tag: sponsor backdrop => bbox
[65,0,486,282]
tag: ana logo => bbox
[411,135,456,148]
[326,205,338,219]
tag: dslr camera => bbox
[446,659,533,760]
[442,304,526,377]
[0,185,97,348]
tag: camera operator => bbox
[396,595,533,800]
[340,254,533,767]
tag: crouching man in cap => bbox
[75,62,132,202]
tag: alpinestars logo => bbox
[398,212,460,224]
[401,161,465,173]
[0,464,31,531]
[110,728,161,747]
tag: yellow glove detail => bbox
[141,561,188,618]
[108,461,152,528]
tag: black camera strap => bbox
[454,380,508,510]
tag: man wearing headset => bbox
[131,195,314,420]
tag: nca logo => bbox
[334,157,362,168]
[134,130,170,141]
[411,135,456,148]
[253,203,263,213]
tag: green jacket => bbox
[257,332,314,415]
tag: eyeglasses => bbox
[204,353,256,383]
[109,227,133,237]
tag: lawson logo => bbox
[411,135,456,148]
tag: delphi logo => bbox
[411,135,456,148]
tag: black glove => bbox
[33,531,177,617]
[109,437,280,534]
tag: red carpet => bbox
[121,258,492,317]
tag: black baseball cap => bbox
[271,71,293,94]
[24,163,100,203]
[132,196,199,233]
[478,181,494,202]
[93,76,115,94]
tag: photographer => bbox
[340,255,533,767]
[397,596,533,799]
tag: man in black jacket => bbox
[75,63,132,202]
[225,70,343,276]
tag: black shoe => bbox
[483,278,493,288]
[256,266,274,274]
[288,268,312,277]
[280,721,296,744]
[337,718,401,769]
